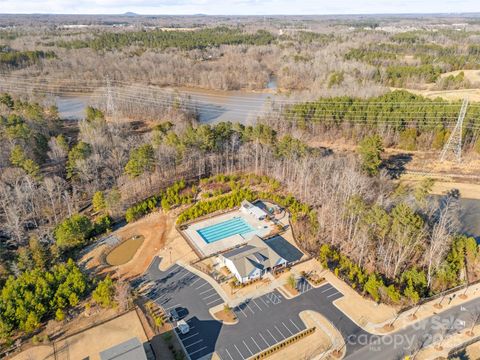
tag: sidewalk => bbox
[367,284,480,335]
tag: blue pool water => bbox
[197,217,255,244]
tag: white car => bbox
[177,319,190,334]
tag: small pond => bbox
[106,235,144,266]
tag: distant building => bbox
[219,235,288,283]
[99,337,148,360]
[240,200,268,221]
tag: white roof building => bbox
[219,235,287,283]
[240,200,268,221]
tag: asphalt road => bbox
[136,257,480,360]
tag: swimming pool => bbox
[197,217,255,244]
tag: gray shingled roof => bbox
[222,236,285,279]
[264,236,304,263]
[99,337,148,360]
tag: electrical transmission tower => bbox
[440,98,469,163]
[105,76,116,121]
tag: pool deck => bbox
[182,210,273,257]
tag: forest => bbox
[268,90,480,153]
[57,27,276,51]
[0,46,55,71]
[2,15,480,93]
[1,89,478,320]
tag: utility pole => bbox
[105,76,116,122]
[440,98,469,163]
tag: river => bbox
[56,77,280,124]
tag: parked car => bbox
[169,307,188,322]
[177,319,190,334]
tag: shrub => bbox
[92,276,116,308]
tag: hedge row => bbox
[250,327,316,359]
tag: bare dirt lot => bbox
[81,210,198,280]
[10,310,148,360]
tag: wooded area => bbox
[2,13,480,350]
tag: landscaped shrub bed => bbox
[250,327,316,359]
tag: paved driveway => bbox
[138,257,369,360]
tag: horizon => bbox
[2,11,480,16]
[1,0,480,16]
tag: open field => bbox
[394,85,480,102]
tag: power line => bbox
[440,98,469,163]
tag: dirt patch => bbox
[213,308,237,324]
[283,284,299,297]
[10,310,148,360]
[440,69,480,84]
[393,86,480,102]
[106,236,144,266]
[401,176,480,200]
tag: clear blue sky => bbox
[0,0,479,15]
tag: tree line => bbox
[273,90,480,152]
[0,46,55,70]
[57,27,276,51]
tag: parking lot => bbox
[217,290,306,360]
[140,257,366,360]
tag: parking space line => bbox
[153,291,168,302]
[259,332,271,347]
[266,329,278,343]
[252,299,262,311]
[283,322,294,336]
[164,303,181,310]
[259,297,270,307]
[243,340,253,356]
[199,287,215,295]
[321,286,334,293]
[202,292,218,300]
[267,293,281,305]
[290,319,302,332]
[190,277,201,286]
[224,348,234,360]
[195,282,208,290]
[185,339,203,348]
[174,268,187,276]
[236,305,248,318]
[206,297,223,306]
[181,332,199,341]
[177,271,191,281]
[245,303,255,314]
[189,346,208,356]
[234,344,244,359]
[327,292,340,298]
[250,336,261,352]
[275,325,286,339]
